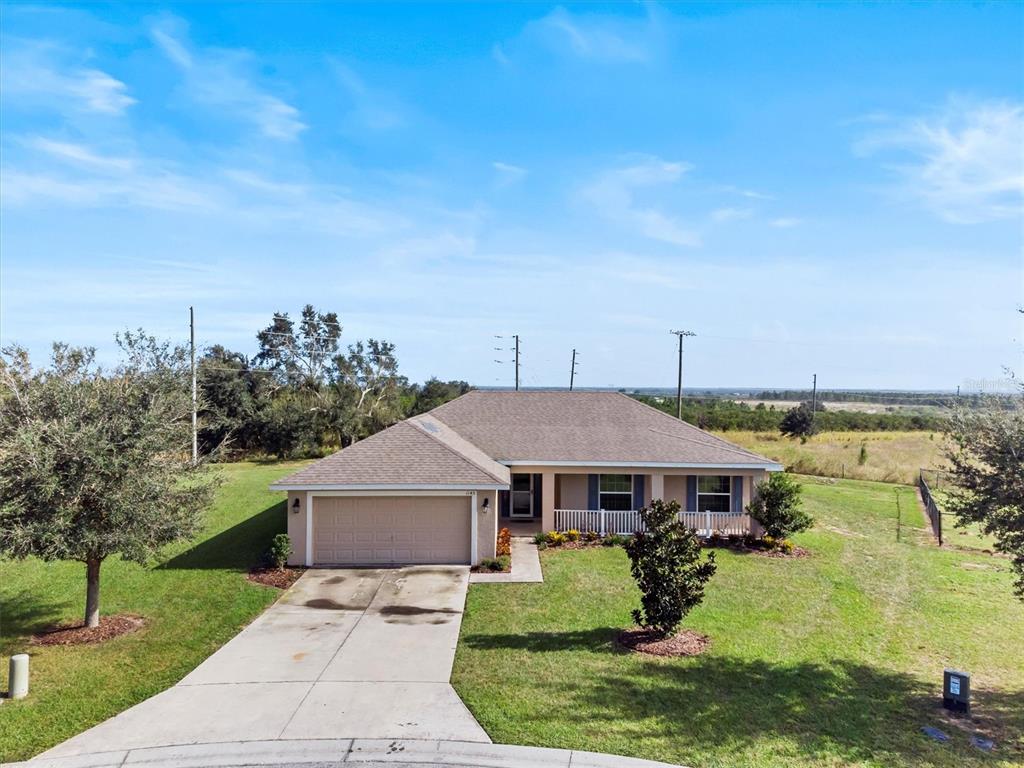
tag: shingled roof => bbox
[272,390,779,489]
[270,420,509,489]
[428,390,777,466]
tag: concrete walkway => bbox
[470,537,543,584]
[40,568,488,759]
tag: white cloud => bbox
[329,60,406,131]
[581,157,700,247]
[492,161,528,187]
[150,18,306,141]
[770,217,801,228]
[502,5,661,64]
[857,99,1024,223]
[710,207,753,223]
[26,137,134,172]
[0,42,136,115]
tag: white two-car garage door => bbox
[312,495,471,566]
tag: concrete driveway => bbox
[42,567,488,759]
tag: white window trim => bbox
[696,475,732,513]
[599,474,634,511]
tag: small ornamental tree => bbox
[747,472,812,540]
[623,499,717,637]
[0,334,218,627]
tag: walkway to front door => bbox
[41,568,488,758]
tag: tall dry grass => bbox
[715,430,949,485]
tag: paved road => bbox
[41,568,488,759]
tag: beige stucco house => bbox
[270,390,782,567]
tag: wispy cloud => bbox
[770,217,802,228]
[492,161,528,187]
[0,41,136,115]
[856,99,1024,223]
[329,59,406,132]
[710,207,753,223]
[581,156,699,247]
[500,5,662,64]
[150,16,306,141]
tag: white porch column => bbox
[470,491,479,565]
[305,492,314,567]
[541,471,556,532]
[650,473,665,502]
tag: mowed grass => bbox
[718,430,948,485]
[453,476,1024,768]
[0,460,307,763]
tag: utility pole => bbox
[811,373,818,426]
[514,334,520,391]
[190,306,197,465]
[569,348,578,391]
[669,330,696,419]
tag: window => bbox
[697,475,732,513]
[599,474,633,511]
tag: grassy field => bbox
[0,460,306,763]
[718,430,947,485]
[453,476,1024,768]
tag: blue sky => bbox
[1,2,1022,391]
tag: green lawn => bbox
[453,476,1024,768]
[0,460,307,763]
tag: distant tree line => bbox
[197,305,470,459]
[633,395,947,433]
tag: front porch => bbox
[498,469,766,537]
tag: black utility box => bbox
[943,669,970,714]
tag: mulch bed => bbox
[618,627,710,657]
[248,566,306,589]
[31,614,146,646]
[750,545,811,559]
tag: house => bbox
[270,390,783,567]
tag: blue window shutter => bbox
[732,476,744,512]
[499,490,510,517]
[686,476,697,511]
[532,474,542,518]
[588,474,599,510]
[632,475,645,510]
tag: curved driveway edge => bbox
[7,738,690,768]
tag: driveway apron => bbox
[41,567,488,758]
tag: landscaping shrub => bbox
[565,529,581,542]
[480,557,504,572]
[623,499,717,637]
[496,527,511,557]
[747,472,813,540]
[602,533,628,547]
[267,533,293,570]
[583,530,601,543]
[546,531,567,546]
[533,531,548,545]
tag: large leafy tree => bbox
[623,499,717,637]
[196,345,269,455]
[946,394,1024,598]
[256,305,341,392]
[780,402,819,442]
[408,377,472,416]
[331,339,406,445]
[0,334,218,627]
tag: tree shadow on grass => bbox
[0,589,70,652]
[462,627,627,653]
[566,655,1023,766]
[158,501,286,571]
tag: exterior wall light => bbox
[481,497,490,511]
[292,497,300,513]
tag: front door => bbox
[510,473,533,518]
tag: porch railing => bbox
[553,509,752,537]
